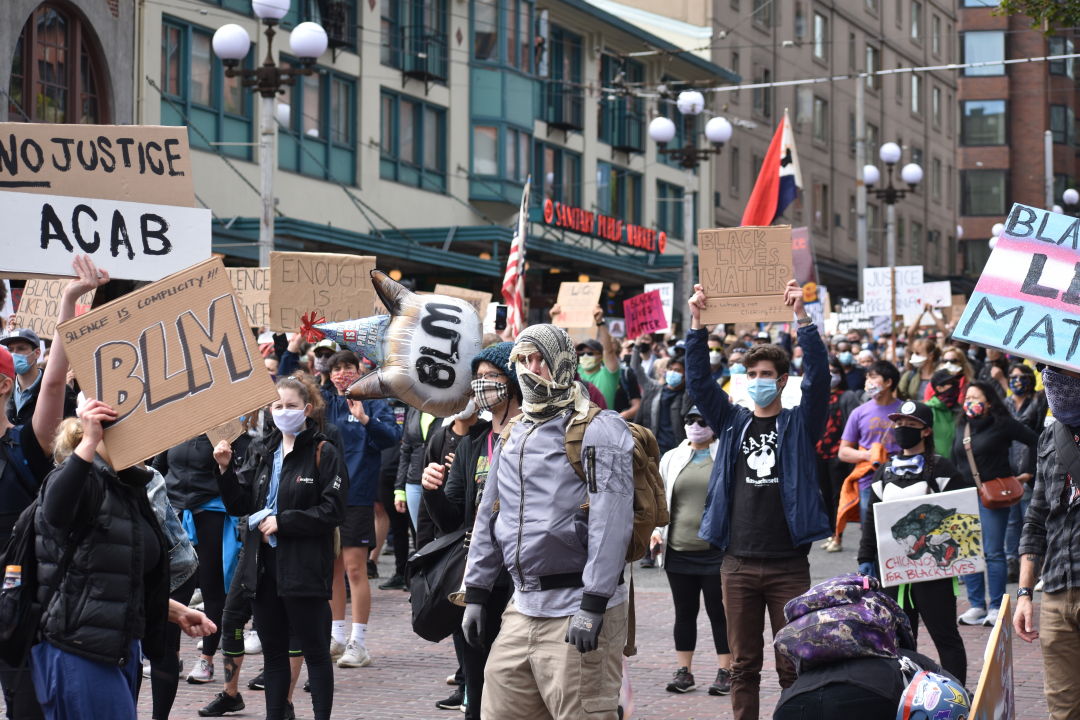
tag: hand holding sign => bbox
[317,271,482,417]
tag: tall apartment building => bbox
[957,2,1080,276]
[603,0,962,298]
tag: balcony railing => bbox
[401,25,447,82]
[544,80,584,130]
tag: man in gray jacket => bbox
[462,323,635,720]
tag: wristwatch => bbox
[596,319,606,326]
[1017,587,1034,599]
[796,315,813,326]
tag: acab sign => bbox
[542,198,667,253]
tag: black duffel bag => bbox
[405,527,467,643]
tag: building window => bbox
[473,126,497,175]
[931,157,942,199]
[911,1,922,41]
[932,85,941,125]
[1049,37,1075,77]
[912,222,923,263]
[1051,105,1076,146]
[895,0,902,26]
[596,162,642,223]
[865,45,880,89]
[794,3,806,40]
[543,26,584,130]
[813,12,828,60]
[866,122,879,153]
[382,0,448,82]
[730,146,740,195]
[947,165,954,209]
[961,100,1005,145]
[848,33,857,70]
[379,90,444,192]
[812,96,828,143]
[534,142,581,206]
[598,56,644,152]
[730,50,740,103]
[813,182,829,230]
[473,0,532,71]
[895,64,904,104]
[278,61,355,183]
[963,31,1005,76]
[752,0,773,28]
[753,67,772,118]
[866,0,878,12]
[897,214,906,256]
[961,170,1006,216]
[910,74,922,115]
[656,181,684,239]
[932,14,941,55]
[8,3,110,123]
[160,18,251,158]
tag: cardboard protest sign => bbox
[643,282,674,332]
[873,488,984,588]
[918,280,952,308]
[970,594,1015,720]
[553,282,603,328]
[952,204,1080,371]
[227,267,270,328]
[268,252,376,332]
[206,418,245,448]
[16,280,94,338]
[791,227,817,285]
[623,290,666,339]
[862,266,924,317]
[0,190,211,281]
[433,284,492,317]
[58,257,278,470]
[0,124,194,206]
[836,298,873,333]
[698,226,794,324]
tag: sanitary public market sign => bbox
[535,198,667,254]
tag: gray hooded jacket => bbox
[463,408,634,618]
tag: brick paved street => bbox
[149,532,1052,719]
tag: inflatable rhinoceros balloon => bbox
[314,271,482,417]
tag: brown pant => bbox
[1040,588,1080,719]
[721,554,811,720]
[481,601,627,720]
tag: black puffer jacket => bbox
[217,422,346,599]
[36,456,170,666]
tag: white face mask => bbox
[908,354,927,368]
[709,351,724,365]
[271,408,307,435]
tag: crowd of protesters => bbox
[0,257,1074,720]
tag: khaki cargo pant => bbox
[480,601,627,720]
[1041,588,1080,719]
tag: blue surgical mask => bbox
[747,378,780,407]
[729,363,746,375]
[12,353,33,375]
[666,370,684,387]
[838,351,854,366]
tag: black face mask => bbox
[637,344,651,354]
[621,354,631,365]
[935,385,961,408]
[894,425,926,450]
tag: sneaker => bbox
[186,658,214,684]
[142,660,151,680]
[639,556,656,569]
[824,539,843,553]
[665,667,696,693]
[436,689,465,710]
[708,668,732,696]
[983,608,1000,627]
[329,638,346,661]
[819,538,835,549]
[247,670,264,691]
[304,679,311,692]
[196,639,204,652]
[379,574,407,590]
[445,672,458,686]
[198,691,245,717]
[367,559,380,579]
[958,607,987,625]
[337,640,372,668]
[244,630,262,655]
[284,701,296,720]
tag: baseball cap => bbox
[575,339,604,355]
[930,368,960,388]
[888,400,934,428]
[683,405,703,420]
[756,331,770,341]
[313,339,339,355]
[0,329,41,349]
[0,347,13,380]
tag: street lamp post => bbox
[212,1,328,266]
[863,142,922,328]
[647,91,733,330]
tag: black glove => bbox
[565,608,604,653]
[462,603,486,648]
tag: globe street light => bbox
[864,143,923,268]
[213,2,328,266]
[647,89,734,321]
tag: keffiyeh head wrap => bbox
[509,324,590,424]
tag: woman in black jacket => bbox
[952,380,1038,628]
[1004,362,1047,582]
[212,376,346,720]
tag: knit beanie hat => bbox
[471,341,518,390]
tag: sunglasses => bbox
[578,351,597,357]
[685,418,708,427]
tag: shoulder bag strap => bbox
[962,424,984,492]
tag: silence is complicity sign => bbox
[954,203,1080,371]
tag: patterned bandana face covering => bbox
[1044,367,1080,426]
[509,324,588,424]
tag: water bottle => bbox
[3,565,21,590]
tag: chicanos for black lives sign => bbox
[540,198,667,253]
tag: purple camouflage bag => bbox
[773,573,915,672]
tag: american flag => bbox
[501,176,531,339]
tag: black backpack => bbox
[404,527,468,643]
